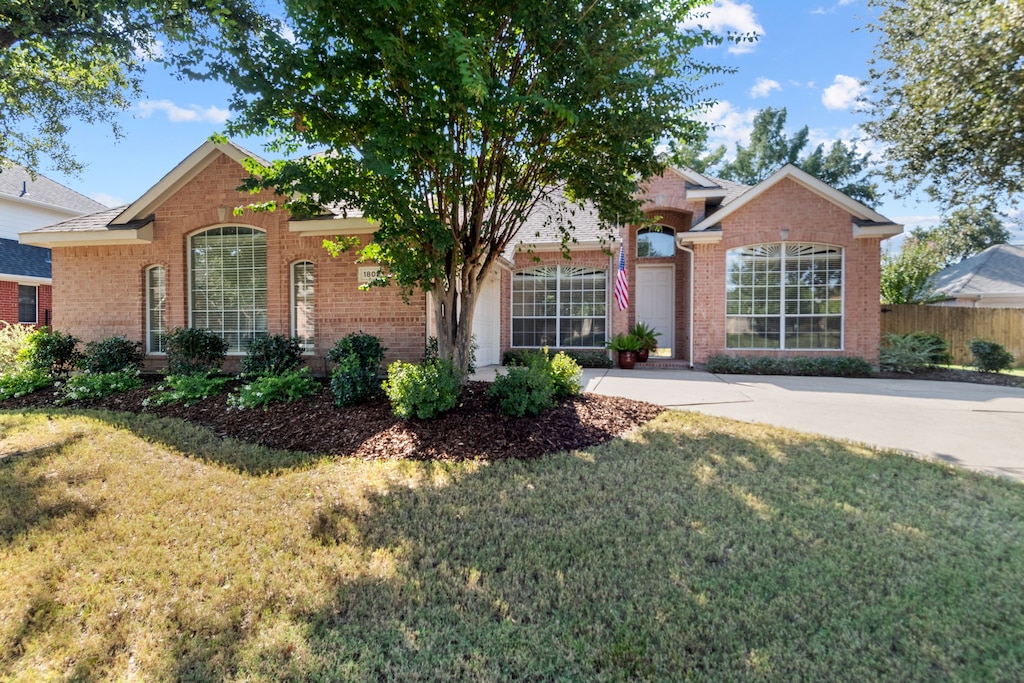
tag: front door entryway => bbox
[472,271,501,366]
[636,265,674,358]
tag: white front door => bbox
[636,265,674,357]
[472,271,501,366]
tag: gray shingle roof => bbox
[27,206,128,233]
[0,237,52,279]
[0,164,107,214]
[933,244,1024,297]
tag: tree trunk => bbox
[431,261,483,378]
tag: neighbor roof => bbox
[932,244,1024,298]
[0,164,107,214]
[0,237,52,279]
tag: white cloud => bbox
[683,0,764,55]
[749,77,781,98]
[136,99,231,124]
[89,192,125,208]
[699,101,758,152]
[822,74,866,111]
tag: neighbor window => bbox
[512,266,607,347]
[637,227,675,258]
[146,266,166,353]
[18,285,37,324]
[725,242,843,350]
[291,261,315,351]
[190,226,267,352]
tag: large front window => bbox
[726,243,843,350]
[512,266,607,347]
[190,226,267,352]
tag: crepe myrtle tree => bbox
[219,0,750,375]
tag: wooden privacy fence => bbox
[881,304,1024,366]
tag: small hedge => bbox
[489,364,555,417]
[18,327,81,377]
[327,332,387,407]
[705,354,873,378]
[241,334,304,378]
[165,327,228,376]
[503,348,612,369]
[383,359,461,420]
[82,336,145,374]
[969,338,1014,373]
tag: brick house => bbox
[20,140,901,371]
[2,164,106,328]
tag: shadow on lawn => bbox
[161,414,1024,681]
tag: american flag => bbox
[614,244,629,311]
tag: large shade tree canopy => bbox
[863,0,1024,206]
[0,0,267,175]
[220,0,745,373]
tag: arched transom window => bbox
[726,242,843,350]
[637,227,675,258]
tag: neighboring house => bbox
[930,244,1024,308]
[1,164,107,327]
[20,140,901,371]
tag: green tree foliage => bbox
[0,0,267,175]
[216,0,747,374]
[880,237,944,304]
[863,0,1024,205]
[671,107,878,205]
[910,206,1011,268]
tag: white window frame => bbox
[511,265,608,348]
[725,242,845,351]
[290,260,315,353]
[145,265,167,354]
[187,225,268,354]
[17,284,37,325]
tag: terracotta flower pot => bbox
[618,350,637,369]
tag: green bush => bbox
[328,332,387,407]
[83,336,145,374]
[969,338,1015,373]
[503,348,612,369]
[489,364,555,417]
[165,327,228,375]
[228,366,320,410]
[879,333,945,374]
[0,323,35,373]
[18,327,81,377]
[144,372,230,407]
[0,369,54,400]
[705,354,873,378]
[548,351,583,398]
[59,368,142,403]
[906,331,952,365]
[382,359,461,420]
[241,334,303,378]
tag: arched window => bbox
[725,243,843,350]
[190,226,267,352]
[145,265,166,353]
[291,261,315,351]
[512,266,607,347]
[637,227,675,258]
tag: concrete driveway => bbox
[472,366,1024,481]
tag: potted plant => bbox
[629,321,661,362]
[606,332,642,369]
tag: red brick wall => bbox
[51,153,427,374]
[0,281,51,328]
[691,177,882,364]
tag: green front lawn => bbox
[2,409,1023,681]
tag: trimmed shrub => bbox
[144,372,230,407]
[59,368,142,403]
[880,333,945,374]
[705,354,873,378]
[228,366,320,410]
[0,369,53,401]
[83,336,145,373]
[328,332,387,407]
[241,334,303,378]
[0,323,34,373]
[18,327,81,377]
[969,338,1014,373]
[548,351,583,398]
[383,359,461,420]
[489,364,555,417]
[165,327,228,376]
[503,348,612,369]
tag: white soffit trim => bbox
[689,164,897,232]
[676,230,722,245]
[112,140,266,225]
[19,223,154,247]
[0,274,51,285]
[288,216,375,235]
[852,222,904,239]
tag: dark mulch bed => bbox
[0,377,665,461]
[877,367,1024,387]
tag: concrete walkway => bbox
[471,366,1024,481]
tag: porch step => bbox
[634,360,693,369]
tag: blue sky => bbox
[41,0,1021,241]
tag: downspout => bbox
[676,244,695,369]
